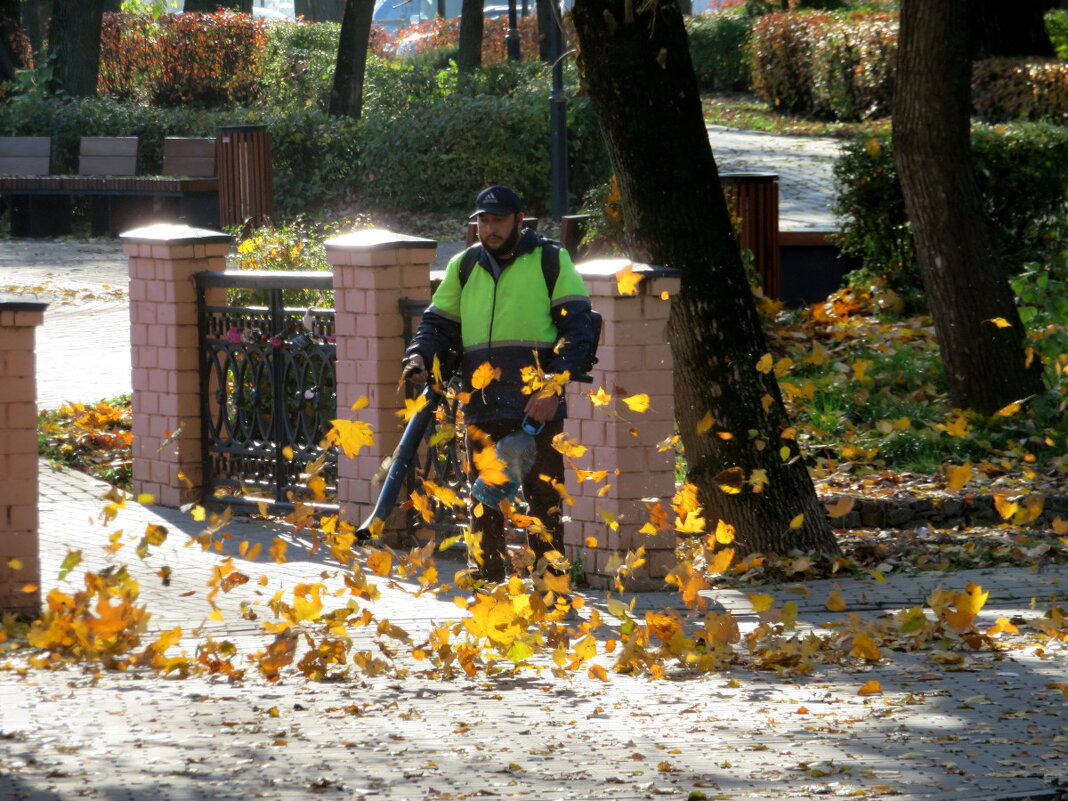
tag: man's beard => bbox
[482,221,522,258]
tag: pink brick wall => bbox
[565,259,681,590]
[0,302,47,617]
[326,230,437,544]
[122,224,231,508]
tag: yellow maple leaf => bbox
[941,414,971,438]
[709,548,735,574]
[945,462,973,492]
[986,317,1013,329]
[824,497,854,519]
[471,361,500,390]
[551,432,588,458]
[622,393,650,413]
[986,617,1019,636]
[396,394,429,422]
[714,519,735,545]
[1053,517,1068,535]
[327,419,375,458]
[850,632,881,661]
[473,445,508,487]
[351,396,370,411]
[367,551,393,578]
[600,509,621,531]
[747,593,774,612]
[993,493,1019,521]
[789,513,805,529]
[696,411,715,434]
[588,387,612,406]
[588,664,609,682]
[675,509,706,534]
[615,263,643,295]
[410,490,434,523]
[755,353,774,374]
[857,679,883,695]
[714,467,745,495]
[1013,494,1044,525]
[825,590,847,612]
[945,582,988,631]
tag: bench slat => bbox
[0,137,51,177]
[79,137,139,176]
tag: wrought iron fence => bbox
[196,271,336,512]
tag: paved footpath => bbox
[2,463,1068,801]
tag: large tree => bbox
[457,0,483,73]
[571,0,838,555]
[49,0,105,97]
[893,0,1045,415]
[328,0,374,118]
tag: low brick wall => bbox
[0,295,48,618]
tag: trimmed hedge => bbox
[685,11,753,93]
[833,122,1068,299]
[972,59,1068,124]
[750,11,897,121]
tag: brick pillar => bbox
[326,229,436,543]
[121,223,232,508]
[0,296,48,618]
[566,259,681,590]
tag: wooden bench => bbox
[0,136,220,237]
[0,137,70,237]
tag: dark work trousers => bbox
[466,418,566,582]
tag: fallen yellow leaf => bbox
[857,679,882,695]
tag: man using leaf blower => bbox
[403,185,595,585]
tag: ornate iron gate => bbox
[196,271,337,511]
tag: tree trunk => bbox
[184,0,254,12]
[328,0,374,119]
[536,0,552,62]
[49,0,104,98]
[571,0,838,556]
[893,0,1045,415]
[972,0,1056,58]
[22,0,50,56]
[0,0,24,83]
[457,0,483,73]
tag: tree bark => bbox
[49,0,104,98]
[457,0,483,73]
[571,0,838,556]
[22,0,51,56]
[536,0,552,62]
[893,0,1045,415]
[328,0,374,119]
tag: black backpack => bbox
[458,242,601,383]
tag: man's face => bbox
[477,212,523,257]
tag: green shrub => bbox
[750,11,897,121]
[1047,9,1068,59]
[686,11,753,93]
[833,123,1068,301]
[972,59,1068,124]
[260,21,340,111]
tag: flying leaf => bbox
[945,582,988,631]
[327,419,375,458]
[588,387,612,406]
[709,548,735,574]
[396,394,429,422]
[986,317,1013,328]
[713,467,745,495]
[471,362,500,391]
[993,493,1019,521]
[825,590,847,612]
[755,353,774,374]
[622,393,650,413]
[351,396,370,411]
[367,551,393,578]
[850,633,881,661]
[857,679,883,695]
[615,263,643,295]
[696,411,715,434]
[747,593,774,612]
[474,446,508,487]
[552,432,588,458]
[789,513,805,529]
[824,497,854,519]
[995,400,1023,417]
[714,519,735,545]
[986,617,1019,636]
[945,463,973,492]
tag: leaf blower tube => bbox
[355,353,457,540]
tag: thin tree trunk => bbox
[328,0,374,119]
[536,0,552,62]
[49,0,104,98]
[22,0,50,57]
[571,0,838,556]
[893,0,1044,415]
[457,0,483,73]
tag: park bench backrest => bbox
[0,137,51,176]
[162,137,217,177]
[78,137,139,176]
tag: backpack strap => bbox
[458,237,560,297]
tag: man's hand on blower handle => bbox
[403,353,428,385]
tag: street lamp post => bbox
[548,0,568,219]
[507,0,520,60]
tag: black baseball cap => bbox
[470,185,523,218]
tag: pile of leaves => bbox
[37,398,133,490]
